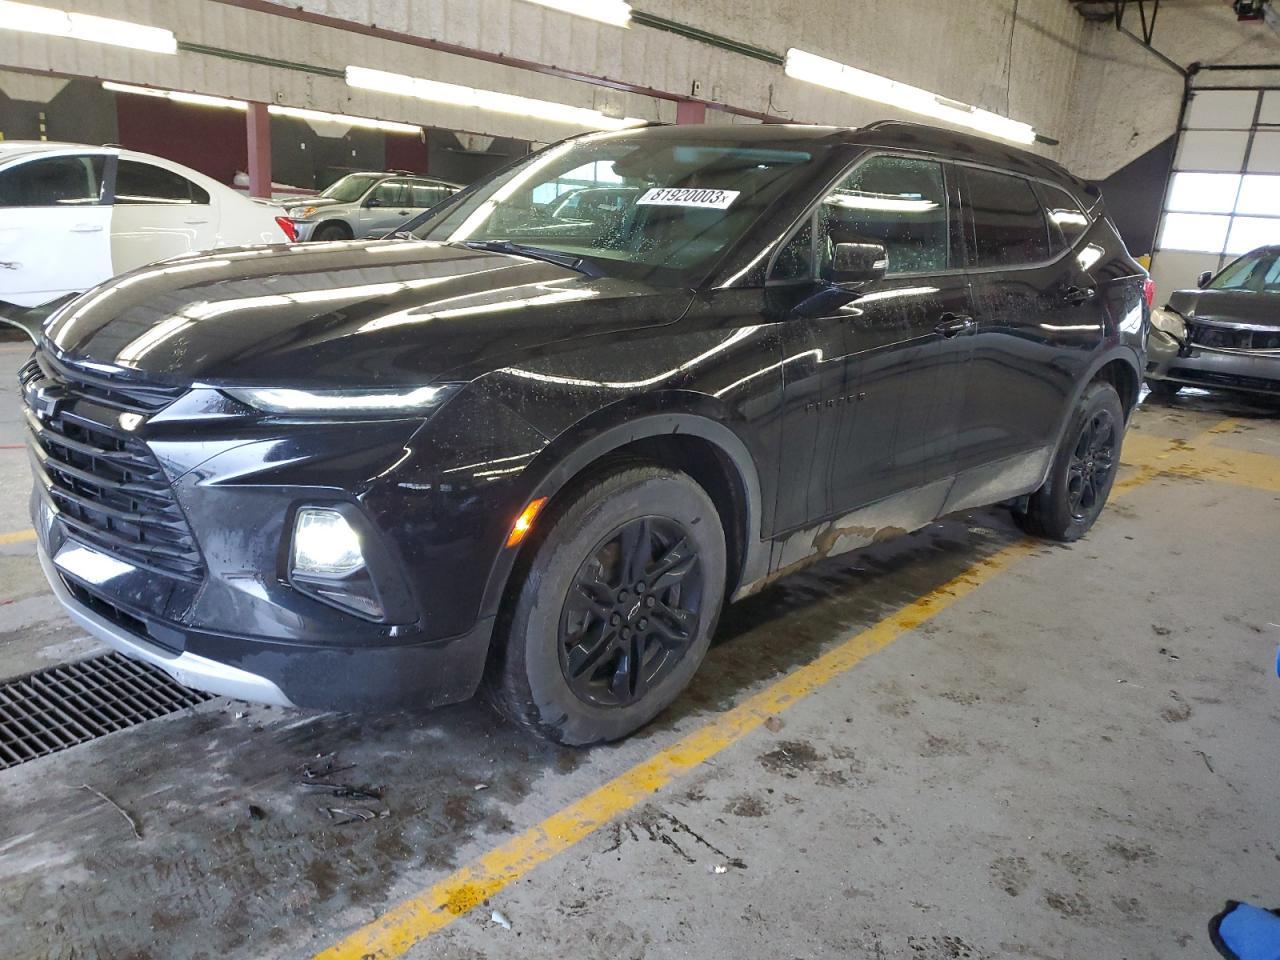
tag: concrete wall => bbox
[1,0,1085,158]
[1063,2,1280,180]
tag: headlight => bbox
[1150,307,1186,339]
[293,508,364,576]
[289,206,318,218]
[224,384,460,417]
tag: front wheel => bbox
[1015,380,1125,542]
[486,463,727,745]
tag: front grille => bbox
[0,654,214,769]
[20,353,204,580]
[1187,322,1280,351]
[1169,366,1280,393]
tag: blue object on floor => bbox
[1210,902,1280,960]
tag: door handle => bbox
[1063,285,1096,305]
[397,210,411,216]
[934,313,975,338]
[70,224,103,233]
[183,218,210,225]
[0,260,18,270]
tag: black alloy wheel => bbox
[558,516,704,708]
[1066,408,1117,521]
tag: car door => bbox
[407,182,451,219]
[768,153,975,530]
[954,166,1104,495]
[358,179,413,236]
[109,158,219,272]
[0,153,111,306]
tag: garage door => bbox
[1150,73,1280,297]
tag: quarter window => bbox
[115,160,209,205]
[1039,183,1090,250]
[964,167,1050,267]
[409,184,447,207]
[0,155,105,207]
[817,155,949,277]
[370,181,407,207]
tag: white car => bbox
[0,142,290,309]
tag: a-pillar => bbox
[246,101,272,199]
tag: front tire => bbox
[312,222,352,242]
[1015,380,1124,542]
[487,464,727,746]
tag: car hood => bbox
[1167,288,1280,328]
[273,196,342,211]
[42,240,693,388]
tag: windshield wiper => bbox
[455,239,605,277]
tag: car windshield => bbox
[319,174,381,203]
[1208,251,1280,294]
[410,132,816,283]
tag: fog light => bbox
[293,508,365,576]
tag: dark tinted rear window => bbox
[115,160,209,205]
[964,167,1050,267]
[0,155,105,206]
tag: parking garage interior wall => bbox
[0,74,116,146]
[425,131,531,186]
[1094,134,1177,259]
[114,91,248,185]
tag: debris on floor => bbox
[490,909,512,930]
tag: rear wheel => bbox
[1146,378,1182,399]
[312,222,352,242]
[1015,380,1124,542]
[487,464,726,745]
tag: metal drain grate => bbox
[0,653,214,769]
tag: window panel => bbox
[1167,172,1240,214]
[817,155,949,276]
[1039,182,1090,250]
[115,160,205,204]
[1159,213,1229,254]
[1176,130,1250,172]
[1246,132,1280,174]
[964,166,1049,268]
[1184,89,1259,130]
[1236,175,1280,217]
[1262,91,1280,126]
[1225,216,1280,255]
[0,155,105,206]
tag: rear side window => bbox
[0,155,105,207]
[1039,183,1090,251]
[818,155,950,276]
[409,183,447,207]
[963,167,1050,267]
[115,160,210,205]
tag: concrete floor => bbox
[1,335,1278,960]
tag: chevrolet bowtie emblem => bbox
[28,384,65,421]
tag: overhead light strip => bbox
[345,65,646,132]
[266,104,423,135]
[519,0,631,28]
[102,81,246,110]
[784,48,1037,146]
[0,1,177,54]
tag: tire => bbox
[1015,380,1125,542]
[486,463,727,746]
[312,222,352,242]
[1146,378,1182,399]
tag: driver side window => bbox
[817,155,949,278]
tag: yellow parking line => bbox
[313,536,1040,960]
[315,416,1244,960]
[0,529,35,546]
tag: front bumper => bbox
[1146,329,1280,396]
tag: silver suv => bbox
[277,172,460,242]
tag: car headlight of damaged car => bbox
[1150,306,1187,340]
[223,384,461,417]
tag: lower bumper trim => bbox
[38,544,296,708]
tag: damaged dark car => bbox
[1146,245,1280,398]
[21,121,1148,744]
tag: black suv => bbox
[22,122,1148,744]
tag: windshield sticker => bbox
[636,188,741,210]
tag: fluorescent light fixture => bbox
[267,104,422,135]
[103,80,246,111]
[0,1,177,53]
[346,65,645,131]
[784,48,1037,146]
[520,0,631,27]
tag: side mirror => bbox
[366,196,384,208]
[1197,270,1213,288]
[830,242,888,286]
